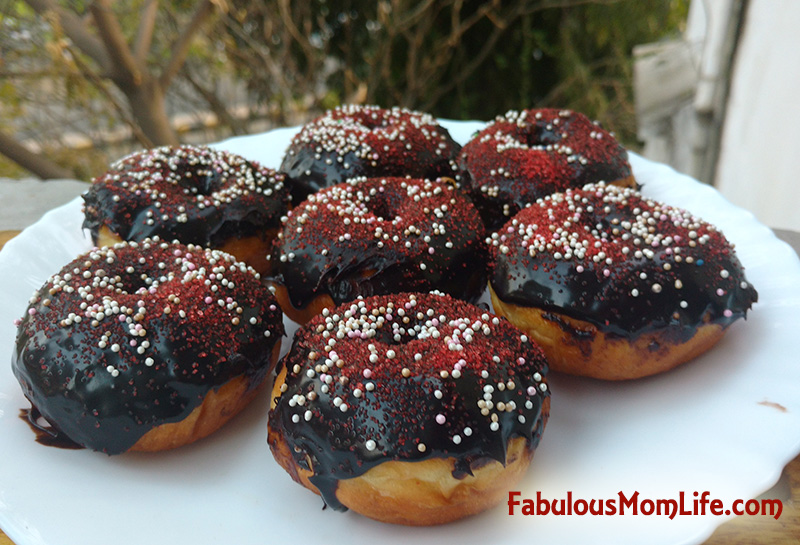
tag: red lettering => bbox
[536,491,550,516]
[698,491,711,515]
[618,491,639,515]
[522,498,536,516]
[508,491,520,515]
[763,499,783,520]
[709,499,723,516]
[679,491,692,515]
[574,499,588,516]
[656,498,678,519]
[567,491,573,515]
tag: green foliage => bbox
[1,0,688,178]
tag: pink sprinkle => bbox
[226,297,233,303]
[186,262,196,270]
[204,297,213,304]
[130,340,137,347]
[518,357,526,364]
[119,315,127,322]
[435,414,446,425]
[269,305,277,311]
[527,386,537,396]
[173,249,182,256]
[576,265,584,273]
[28,308,36,316]
[716,288,725,296]
[13,318,21,326]
[363,369,372,378]
[431,318,439,326]
[723,309,733,318]
[603,269,611,277]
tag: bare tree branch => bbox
[89,0,143,85]
[65,44,155,149]
[23,0,112,72]
[182,67,247,136]
[160,0,216,88]
[0,130,74,180]
[133,0,159,64]
[277,0,317,72]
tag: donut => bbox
[268,292,550,526]
[11,238,284,454]
[279,104,461,202]
[82,145,290,274]
[458,108,636,230]
[268,176,488,324]
[487,182,759,380]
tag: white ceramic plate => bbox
[1,121,800,545]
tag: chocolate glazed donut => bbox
[458,108,636,230]
[488,182,758,380]
[12,239,284,454]
[82,145,290,274]
[279,104,461,202]
[268,292,550,525]
[268,176,488,324]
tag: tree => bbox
[1,0,217,178]
[1,0,687,179]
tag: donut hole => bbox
[362,192,401,222]
[178,167,224,196]
[351,112,390,130]
[518,123,562,148]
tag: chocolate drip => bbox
[489,184,758,337]
[269,292,550,511]
[458,109,633,230]
[82,145,289,248]
[271,177,488,310]
[11,240,284,454]
[278,105,461,203]
[20,407,82,450]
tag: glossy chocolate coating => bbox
[268,292,549,511]
[82,145,290,248]
[270,177,488,310]
[11,239,284,454]
[279,105,461,202]
[489,183,758,337]
[458,109,633,230]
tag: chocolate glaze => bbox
[11,239,284,454]
[458,108,633,230]
[279,105,461,203]
[489,183,758,337]
[82,145,290,248]
[268,292,550,511]
[270,177,488,310]
[20,407,82,449]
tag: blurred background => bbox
[1,0,797,231]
